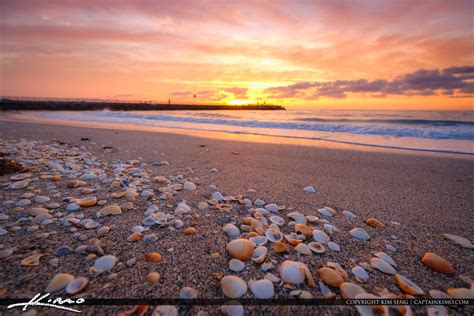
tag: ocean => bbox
[36,110,474,155]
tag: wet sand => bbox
[0,120,473,315]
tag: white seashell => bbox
[212,192,224,201]
[294,243,312,255]
[221,276,247,298]
[306,215,319,223]
[65,277,88,294]
[317,208,333,217]
[142,215,157,226]
[349,228,370,240]
[132,225,145,233]
[340,282,366,299]
[308,242,325,254]
[183,181,196,191]
[264,203,278,213]
[93,255,118,273]
[318,281,335,299]
[279,260,306,285]
[144,205,159,216]
[254,208,269,215]
[229,259,246,272]
[327,242,340,252]
[251,246,268,264]
[223,224,241,237]
[249,236,268,247]
[179,286,198,299]
[249,279,274,299]
[175,202,191,214]
[254,199,265,206]
[268,223,281,231]
[443,233,474,249]
[324,224,337,232]
[313,230,330,244]
[265,228,283,242]
[287,212,307,224]
[374,252,397,267]
[269,215,284,226]
[342,210,356,220]
[152,306,178,316]
[197,202,209,210]
[303,186,316,193]
[172,219,184,228]
[370,257,396,275]
[386,244,397,252]
[221,304,244,316]
[351,266,369,282]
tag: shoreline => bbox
[0,120,473,315]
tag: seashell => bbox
[172,219,184,228]
[250,218,263,231]
[132,225,145,233]
[355,293,388,315]
[249,279,274,299]
[212,192,224,201]
[175,202,191,214]
[279,260,305,285]
[374,252,397,267]
[93,255,118,272]
[318,267,345,287]
[84,220,99,229]
[294,223,313,238]
[386,244,397,253]
[251,246,268,264]
[146,252,162,262]
[273,241,289,254]
[269,215,284,226]
[53,246,73,257]
[289,290,313,299]
[183,181,196,191]
[294,243,312,255]
[29,207,49,216]
[265,228,283,242]
[323,224,337,232]
[0,249,14,258]
[142,215,157,226]
[127,232,143,241]
[317,208,333,217]
[352,266,369,282]
[68,180,86,188]
[146,272,161,283]
[21,253,44,266]
[111,191,126,199]
[349,228,370,240]
[65,277,88,294]
[306,215,319,223]
[327,242,340,252]
[366,218,385,227]
[249,236,267,247]
[16,199,31,207]
[342,210,356,220]
[303,186,316,193]
[34,196,50,203]
[197,202,209,210]
[184,227,197,235]
[396,274,425,296]
[443,233,474,249]
[264,203,278,213]
[446,288,474,299]
[287,212,307,225]
[370,257,396,275]
[312,230,330,244]
[229,259,246,272]
[284,233,304,246]
[179,286,198,299]
[98,205,122,216]
[66,203,80,212]
[10,173,32,181]
[226,239,255,261]
[223,224,241,238]
[319,281,335,299]
[220,304,244,316]
[221,276,248,298]
[308,242,325,254]
[429,290,452,299]
[97,226,110,236]
[254,199,265,206]
[340,282,366,299]
[45,273,75,292]
[77,196,97,207]
[421,252,455,274]
[11,180,30,189]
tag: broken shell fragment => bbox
[270,215,285,226]
[226,239,255,261]
[421,252,455,274]
[251,246,268,264]
[21,253,44,267]
[396,274,425,296]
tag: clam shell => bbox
[323,224,337,232]
[77,196,97,207]
[127,232,143,242]
[287,212,307,225]
[396,274,425,296]
[94,255,118,272]
[146,252,162,262]
[249,236,268,247]
[294,224,313,238]
[366,218,385,227]
[318,267,345,287]
[443,233,474,249]
[249,279,274,299]
[273,241,289,254]
[226,239,255,261]
[183,181,196,191]
[65,277,88,294]
[251,246,267,264]
[265,228,283,242]
[349,228,370,240]
[312,230,330,244]
[98,205,122,216]
[308,242,325,254]
[317,208,333,217]
[294,243,312,255]
[306,215,319,223]
[370,257,396,275]
[221,276,248,298]
[212,191,224,201]
[340,282,366,299]
[21,253,44,267]
[374,252,397,267]
[351,266,369,282]
[269,215,284,226]
[327,242,340,252]
[254,199,265,206]
[229,259,246,272]
[284,233,304,246]
[279,260,305,285]
[421,252,455,274]
[223,224,241,237]
[264,203,278,213]
[45,273,75,292]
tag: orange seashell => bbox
[273,241,289,254]
[21,253,44,267]
[77,196,97,207]
[294,224,313,238]
[318,267,345,287]
[395,274,425,296]
[421,252,455,274]
[246,232,260,238]
[366,218,385,228]
[127,232,143,242]
[145,252,162,262]
[184,227,197,235]
[226,239,255,260]
[51,175,61,181]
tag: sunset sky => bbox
[0,0,473,109]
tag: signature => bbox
[7,293,84,313]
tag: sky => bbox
[0,0,473,110]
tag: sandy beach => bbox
[0,120,473,315]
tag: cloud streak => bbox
[265,66,474,99]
